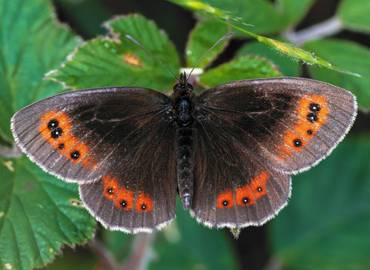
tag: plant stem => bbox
[89,233,155,270]
[283,16,343,45]
[122,233,155,270]
[264,257,282,270]
[0,144,22,158]
[89,239,120,270]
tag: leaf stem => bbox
[283,17,343,45]
[121,233,155,270]
[89,233,155,270]
[0,144,22,158]
[89,239,120,270]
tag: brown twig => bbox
[121,233,155,270]
[88,239,120,270]
[89,233,156,270]
[0,144,22,158]
[264,256,283,270]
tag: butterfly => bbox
[11,73,357,233]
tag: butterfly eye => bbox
[257,187,263,192]
[222,200,229,207]
[141,204,147,210]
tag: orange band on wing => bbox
[101,175,154,213]
[39,110,96,169]
[114,187,134,211]
[136,192,154,212]
[216,190,234,209]
[217,171,270,208]
[280,95,329,157]
[102,175,119,200]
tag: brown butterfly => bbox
[11,74,357,233]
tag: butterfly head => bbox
[173,72,193,97]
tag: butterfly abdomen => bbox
[174,94,195,208]
[176,126,194,209]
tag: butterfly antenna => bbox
[186,31,234,81]
[125,34,180,83]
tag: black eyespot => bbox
[242,197,249,205]
[70,151,80,160]
[307,129,313,135]
[51,127,63,139]
[47,119,59,130]
[107,187,114,194]
[293,138,302,147]
[257,187,263,192]
[120,200,127,208]
[58,143,65,149]
[141,204,147,210]
[222,200,229,207]
[307,112,318,123]
[309,103,321,112]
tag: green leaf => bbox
[237,41,300,76]
[338,0,370,33]
[168,0,356,76]
[277,0,315,29]
[49,14,180,92]
[0,0,81,144]
[0,157,95,270]
[271,136,370,270]
[304,39,370,109]
[199,55,281,88]
[170,0,313,34]
[151,203,238,270]
[186,18,229,68]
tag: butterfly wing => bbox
[12,88,177,232]
[190,77,356,227]
[191,123,291,227]
[195,77,357,174]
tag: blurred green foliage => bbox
[0,0,369,270]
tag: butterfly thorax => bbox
[172,73,195,208]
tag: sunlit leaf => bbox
[237,41,300,76]
[0,0,80,144]
[168,0,357,77]
[186,18,229,68]
[170,0,314,34]
[0,157,95,270]
[199,55,281,88]
[304,39,370,109]
[48,14,180,92]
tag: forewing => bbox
[195,77,357,174]
[12,87,177,232]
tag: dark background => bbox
[51,1,369,269]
